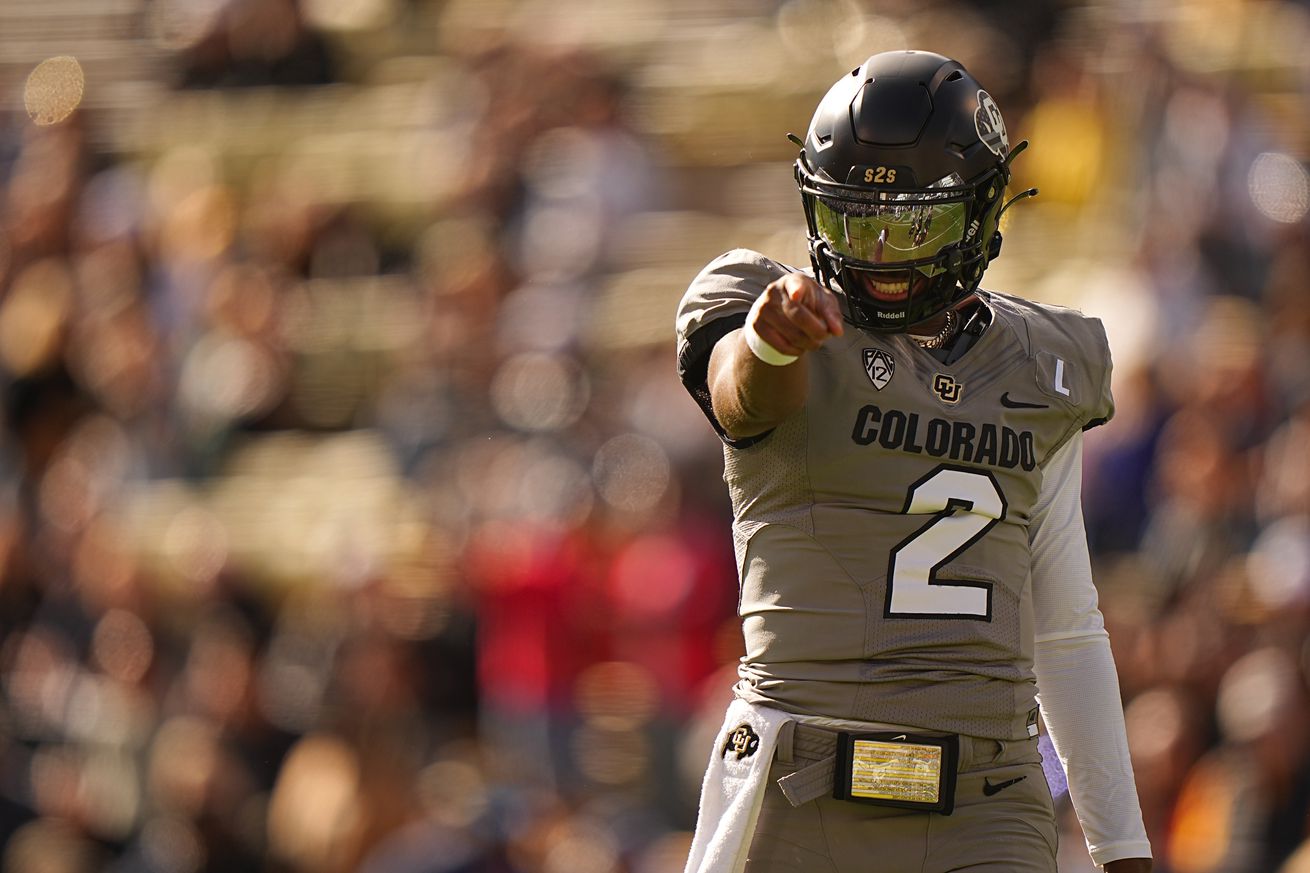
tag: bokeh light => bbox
[256,618,334,734]
[592,432,671,513]
[1245,515,1310,611]
[91,609,154,684]
[490,352,591,432]
[267,734,362,870]
[1247,151,1310,224]
[24,56,85,126]
[76,748,141,841]
[418,756,491,829]
[2,818,97,873]
[140,816,205,873]
[635,832,696,873]
[303,0,396,31]
[1215,648,1300,744]
[541,817,622,873]
[575,660,660,730]
[0,258,74,376]
[1125,686,1191,764]
[147,717,221,817]
[609,533,697,618]
[161,505,230,587]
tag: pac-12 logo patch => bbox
[722,724,760,760]
[863,348,895,390]
[975,90,1008,157]
[932,373,964,404]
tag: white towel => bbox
[684,698,793,873]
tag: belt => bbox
[774,722,1029,808]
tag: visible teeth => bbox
[873,281,908,292]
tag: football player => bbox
[676,51,1152,873]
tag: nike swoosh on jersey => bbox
[981,775,1028,796]
[999,392,1049,409]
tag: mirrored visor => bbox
[813,196,967,268]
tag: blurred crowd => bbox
[0,1,1307,872]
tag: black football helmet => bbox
[795,50,1030,333]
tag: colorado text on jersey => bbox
[850,404,1037,471]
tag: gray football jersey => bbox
[676,249,1114,740]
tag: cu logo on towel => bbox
[722,724,760,760]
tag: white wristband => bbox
[744,322,799,366]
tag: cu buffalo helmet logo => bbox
[975,90,1008,157]
[932,373,964,404]
[863,348,894,390]
[721,724,760,760]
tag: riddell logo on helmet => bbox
[967,220,979,239]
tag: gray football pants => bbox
[745,724,1058,873]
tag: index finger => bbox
[785,277,844,337]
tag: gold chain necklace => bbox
[910,309,959,350]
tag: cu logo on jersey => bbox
[932,373,964,404]
[974,90,1008,157]
[863,348,895,390]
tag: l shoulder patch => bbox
[1035,352,1078,404]
[722,723,760,760]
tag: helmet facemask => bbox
[798,159,1009,333]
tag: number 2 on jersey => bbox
[886,465,1007,620]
